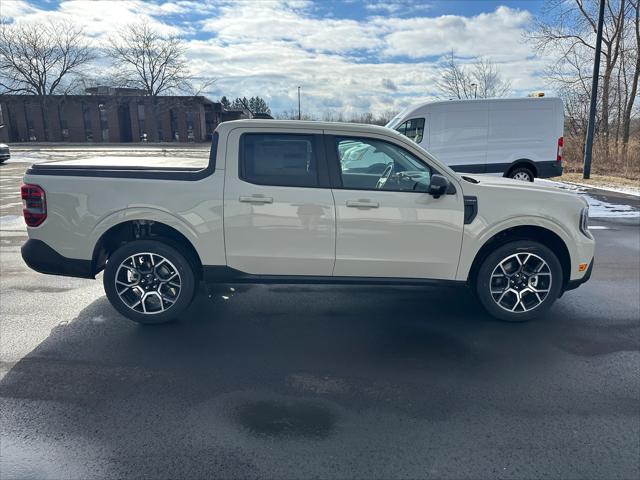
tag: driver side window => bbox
[336,137,432,192]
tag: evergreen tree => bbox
[224,96,270,114]
[252,97,271,115]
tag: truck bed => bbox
[27,154,214,180]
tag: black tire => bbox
[507,166,535,182]
[103,240,197,324]
[475,240,563,322]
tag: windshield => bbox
[385,113,404,130]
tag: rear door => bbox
[224,128,335,276]
[326,131,465,280]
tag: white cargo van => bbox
[386,97,564,181]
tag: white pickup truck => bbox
[21,120,594,324]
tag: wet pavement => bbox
[1,155,639,479]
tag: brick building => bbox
[0,89,252,143]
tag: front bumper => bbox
[565,257,594,292]
[22,239,94,279]
[0,153,10,161]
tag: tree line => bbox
[219,96,271,115]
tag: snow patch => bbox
[586,198,639,218]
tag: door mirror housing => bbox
[428,174,451,198]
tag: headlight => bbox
[580,206,592,238]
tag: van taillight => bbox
[556,136,564,162]
[21,184,47,227]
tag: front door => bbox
[224,129,335,276]
[328,134,464,280]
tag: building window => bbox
[98,104,109,142]
[58,103,69,140]
[82,103,93,141]
[137,103,146,141]
[156,103,164,141]
[186,110,195,141]
[170,109,178,141]
[24,103,37,141]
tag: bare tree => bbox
[107,21,195,96]
[621,0,639,158]
[529,0,633,162]
[107,21,218,140]
[184,78,217,97]
[436,52,512,99]
[0,19,94,140]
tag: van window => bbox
[395,118,425,143]
[240,133,319,187]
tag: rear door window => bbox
[240,133,319,187]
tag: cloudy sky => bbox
[1,0,551,116]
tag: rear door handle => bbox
[346,200,379,208]
[239,195,274,204]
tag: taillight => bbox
[21,184,47,227]
[556,136,564,162]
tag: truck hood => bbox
[458,174,587,205]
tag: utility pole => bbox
[297,86,301,120]
[583,0,606,180]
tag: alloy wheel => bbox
[490,252,552,313]
[115,252,181,314]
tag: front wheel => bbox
[103,240,197,324]
[475,240,563,322]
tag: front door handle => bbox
[346,200,379,209]
[239,195,274,204]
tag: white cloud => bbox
[378,6,533,59]
[0,1,548,116]
[0,0,40,18]
[2,0,185,36]
[201,0,382,53]
[364,1,432,15]
[190,2,545,115]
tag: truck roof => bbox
[217,119,397,135]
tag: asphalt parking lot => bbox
[1,153,639,479]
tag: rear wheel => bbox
[507,166,535,182]
[103,240,197,324]
[475,240,563,322]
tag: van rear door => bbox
[486,99,560,174]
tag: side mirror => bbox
[428,174,451,198]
